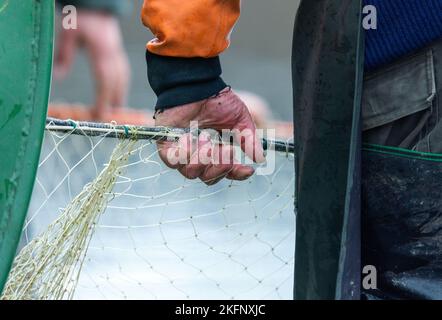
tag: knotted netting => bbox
[2,119,295,300]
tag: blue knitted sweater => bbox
[364,0,442,70]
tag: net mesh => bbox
[2,138,137,300]
[7,121,295,300]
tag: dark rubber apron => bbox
[292,0,364,299]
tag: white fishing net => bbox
[4,123,296,300]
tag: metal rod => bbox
[45,117,295,154]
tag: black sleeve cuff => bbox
[146,51,228,110]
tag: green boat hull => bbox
[0,0,53,294]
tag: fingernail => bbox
[240,168,255,180]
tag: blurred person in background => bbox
[54,0,131,120]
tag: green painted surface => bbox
[0,0,53,294]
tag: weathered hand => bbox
[54,10,130,119]
[155,88,266,185]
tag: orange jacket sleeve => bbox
[141,0,241,58]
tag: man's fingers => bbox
[157,132,209,171]
[189,141,254,185]
[158,132,255,185]
[157,141,181,170]
[199,164,233,186]
[157,133,193,170]
[178,134,213,179]
[197,144,254,184]
[226,165,255,181]
[233,110,266,164]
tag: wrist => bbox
[146,51,228,111]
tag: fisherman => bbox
[55,0,130,120]
[141,0,442,300]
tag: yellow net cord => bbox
[1,138,137,300]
